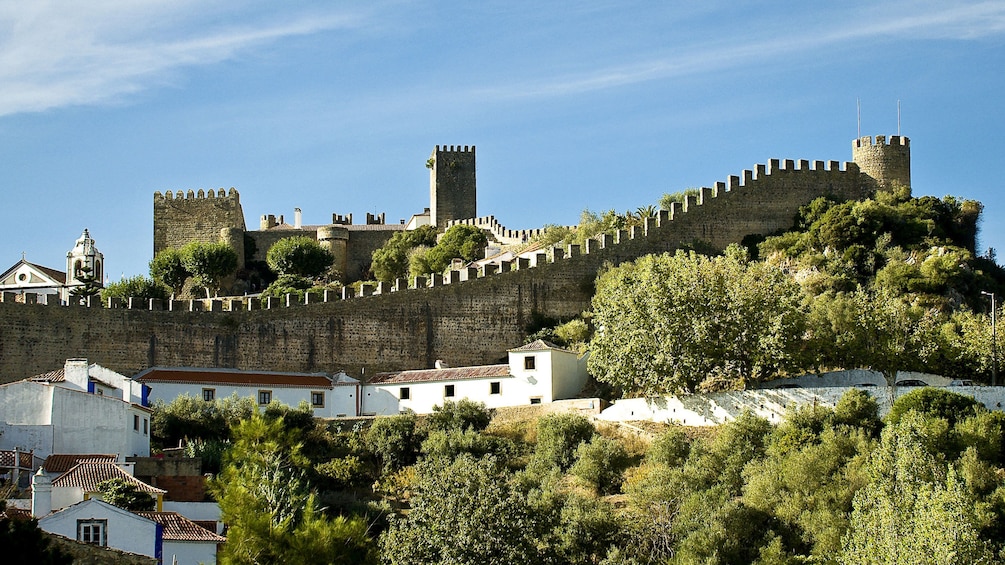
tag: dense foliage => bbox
[100,275,169,302]
[266,236,335,280]
[149,242,238,297]
[95,478,156,511]
[370,225,438,282]
[587,189,1004,394]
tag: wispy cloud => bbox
[471,1,1005,100]
[0,2,369,116]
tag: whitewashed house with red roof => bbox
[365,340,589,415]
[134,367,360,417]
[0,359,151,460]
[36,498,224,565]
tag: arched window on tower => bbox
[74,260,82,278]
[94,260,102,284]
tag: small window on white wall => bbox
[203,388,216,402]
[78,519,107,545]
[258,390,272,405]
[400,387,410,400]
[524,356,536,370]
[444,384,455,397]
[490,382,501,394]
[311,391,325,408]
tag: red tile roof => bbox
[510,339,570,352]
[0,506,32,521]
[52,463,166,495]
[44,454,117,474]
[133,512,226,542]
[30,368,65,382]
[370,364,510,384]
[135,367,334,388]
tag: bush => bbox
[261,274,313,299]
[420,429,516,463]
[367,414,420,472]
[529,413,595,473]
[266,236,335,279]
[887,388,985,427]
[426,399,492,433]
[101,275,169,302]
[570,435,632,495]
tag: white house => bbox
[38,499,162,560]
[0,229,104,304]
[0,359,152,460]
[365,340,590,415]
[47,462,167,514]
[134,366,360,417]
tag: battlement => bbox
[153,187,240,201]
[434,145,475,153]
[854,135,909,148]
[444,215,574,245]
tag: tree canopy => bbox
[179,241,238,297]
[266,236,335,280]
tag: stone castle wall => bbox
[0,145,883,383]
[152,188,246,256]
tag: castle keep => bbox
[153,145,479,283]
[0,136,910,382]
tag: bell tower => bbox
[66,228,104,287]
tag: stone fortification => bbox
[153,188,246,258]
[444,215,569,245]
[0,135,904,383]
[430,145,477,226]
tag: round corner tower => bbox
[852,135,911,193]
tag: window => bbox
[258,390,272,405]
[133,415,139,431]
[490,381,501,394]
[530,397,542,405]
[143,418,148,435]
[444,384,455,397]
[311,391,325,408]
[400,387,410,400]
[524,356,536,370]
[77,519,107,546]
[202,388,216,402]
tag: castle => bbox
[0,135,910,383]
[153,145,481,283]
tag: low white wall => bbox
[598,386,1005,426]
[163,540,217,565]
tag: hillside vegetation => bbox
[179,390,1005,564]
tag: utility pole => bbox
[981,291,998,386]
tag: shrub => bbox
[426,399,492,433]
[529,413,595,473]
[570,435,632,495]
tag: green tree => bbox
[96,478,156,511]
[100,275,169,302]
[266,236,335,280]
[418,224,488,275]
[371,225,438,282]
[381,455,550,565]
[366,413,419,472]
[589,250,809,395]
[0,504,72,565]
[425,399,492,433]
[149,247,189,296]
[151,393,255,449]
[528,413,595,473]
[180,241,238,297]
[840,412,996,564]
[569,435,633,495]
[212,413,377,565]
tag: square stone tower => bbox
[429,145,476,227]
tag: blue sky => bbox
[1,1,1003,279]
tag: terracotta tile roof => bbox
[30,368,65,382]
[52,462,166,495]
[134,512,226,542]
[44,454,117,474]
[510,339,568,352]
[135,367,334,389]
[0,506,32,521]
[370,364,510,384]
[29,262,68,284]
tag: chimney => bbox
[294,208,302,229]
[64,358,89,392]
[31,468,52,518]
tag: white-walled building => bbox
[38,499,161,558]
[0,229,104,304]
[366,340,590,414]
[0,360,151,460]
[134,367,360,417]
[135,510,227,565]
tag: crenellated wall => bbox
[153,188,246,257]
[0,137,907,383]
